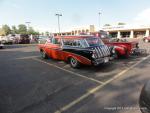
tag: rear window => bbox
[63,38,87,48]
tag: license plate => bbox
[104,57,109,63]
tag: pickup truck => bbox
[91,31,139,58]
[103,38,139,58]
[38,35,112,68]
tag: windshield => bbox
[85,37,104,47]
[62,37,104,48]
[39,36,49,39]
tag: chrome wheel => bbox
[70,57,80,68]
[40,50,48,59]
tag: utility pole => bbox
[55,13,62,35]
[25,22,31,30]
[98,12,101,29]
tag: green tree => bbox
[27,27,40,35]
[11,25,18,34]
[34,31,40,35]
[41,32,44,35]
[104,24,111,27]
[45,31,49,36]
[118,22,126,25]
[18,24,27,34]
[27,27,34,35]
[0,28,5,36]
[2,24,11,35]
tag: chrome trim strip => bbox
[97,47,102,57]
[95,47,100,58]
[102,46,107,57]
[99,47,105,57]
[104,46,108,55]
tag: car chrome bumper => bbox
[92,57,111,66]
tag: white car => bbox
[0,36,13,44]
[0,42,4,49]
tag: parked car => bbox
[139,81,150,113]
[38,35,112,68]
[92,31,139,58]
[105,38,139,58]
[15,34,30,44]
[143,36,150,43]
[0,36,13,44]
[0,41,4,49]
[38,36,50,44]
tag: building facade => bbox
[102,25,150,38]
[54,25,95,36]
[53,24,150,39]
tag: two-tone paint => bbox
[38,35,111,67]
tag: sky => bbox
[0,0,150,32]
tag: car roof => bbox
[54,35,97,39]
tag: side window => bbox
[63,39,83,47]
[52,38,61,44]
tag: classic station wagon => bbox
[38,35,112,68]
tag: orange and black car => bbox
[38,35,112,68]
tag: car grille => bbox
[91,46,110,58]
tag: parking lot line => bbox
[33,58,104,84]
[15,56,39,60]
[53,55,150,113]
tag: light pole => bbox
[98,12,101,29]
[25,22,31,30]
[55,13,62,35]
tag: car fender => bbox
[114,46,126,55]
[67,54,91,65]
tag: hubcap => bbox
[41,51,45,57]
[71,58,77,66]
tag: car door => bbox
[49,38,63,60]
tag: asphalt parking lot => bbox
[0,44,150,113]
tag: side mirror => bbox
[139,81,150,113]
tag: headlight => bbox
[92,51,97,58]
[109,46,116,54]
[112,48,115,54]
[92,54,96,58]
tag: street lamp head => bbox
[55,13,62,16]
[98,12,101,15]
[25,22,31,24]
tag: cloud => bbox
[0,0,5,5]
[0,0,20,8]
[134,8,150,25]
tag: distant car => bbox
[38,35,112,68]
[139,81,150,113]
[38,36,50,44]
[143,36,150,43]
[0,41,4,49]
[0,36,13,44]
[18,34,30,44]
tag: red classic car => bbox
[91,31,139,58]
[38,35,112,68]
[104,38,139,58]
[143,36,150,42]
